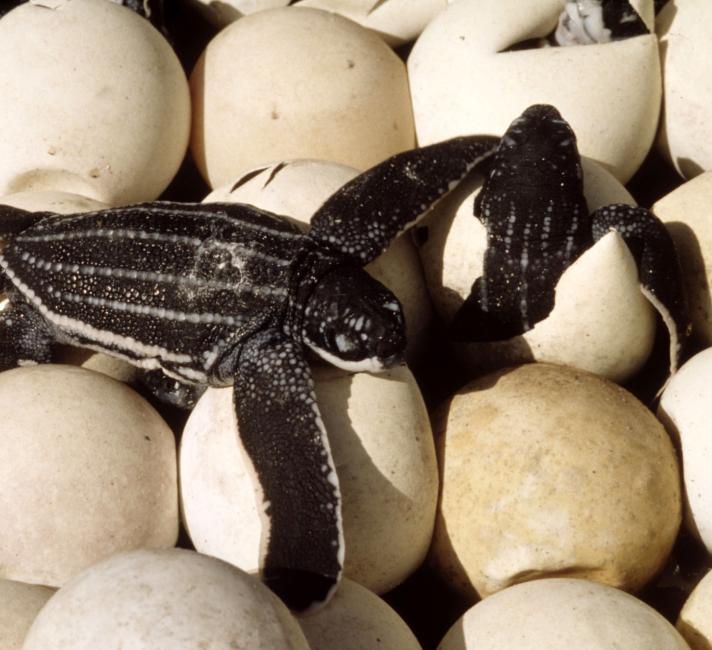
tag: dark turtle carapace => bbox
[0,135,499,612]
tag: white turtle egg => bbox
[180,364,438,595]
[0,580,55,650]
[0,365,178,587]
[22,549,311,650]
[658,348,712,555]
[190,7,415,188]
[654,172,712,347]
[416,157,656,382]
[677,569,712,649]
[438,578,691,650]
[430,363,681,601]
[205,160,432,364]
[0,191,138,383]
[296,577,421,649]
[408,0,659,182]
[290,0,448,47]
[656,0,712,179]
[0,0,190,205]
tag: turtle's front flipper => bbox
[591,203,690,373]
[309,136,500,265]
[233,329,342,612]
[0,299,54,370]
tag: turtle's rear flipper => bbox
[310,136,500,265]
[233,329,342,613]
[0,299,54,371]
[0,205,54,238]
[591,203,690,375]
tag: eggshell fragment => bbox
[190,7,415,188]
[22,549,311,649]
[188,0,290,26]
[654,173,712,347]
[297,577,422,650]
[408,0,660,182]
[0,580,55,650]
[416,158,655,382]
[658,348,712,554]
[438,578,691,649]
[0,0,190,205]
[292,0,447,46]
[430,363,681,600]
[205,160,432,364]
[0,365,178,586]
[656,0,712,179]
[180,364,438,595]
[677,569,712,649]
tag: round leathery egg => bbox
[180,364,438,595]
[656,0,712,179]
[415,157,655,382]
[0,0,190,206]
[407,0,659,183]
[430,363,681,601]
[189,6,415,189]
[290,0,447,47]
[677,569,712,649]
[437,578,691,649]
[0,365,178,587]
[658,348,712,554]
[654,173,712,347]
[21,549,311,649]
[0,580,55,650]
[296,577,421,650]
[204,160,432,364]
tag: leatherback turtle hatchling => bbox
[449,104,689,374]
[0,135,498,611]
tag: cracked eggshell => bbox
[190,7,415,189]
[0,365,178,587]
[416,158,655,382]
[205,160,432,364]
[430,363,681,601]
[438,578,691,650]
[656,0,712,179]
[654,173,712,347]
[188,0,290,27]
[180,364,438,595]
[297,577,422,650]
[0,191,137,382]
[292,0,448,46]
[0,0,190,205]
[0,580,55,650]
[658,348,712,554]
[677,569,712,650]
[408,0,659,182]
[22,549,311,650]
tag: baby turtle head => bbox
[301,266,405,373]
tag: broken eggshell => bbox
[654,172,712,348]
[430,363,681,601]
[656,0,712,179]
[415,157,656,383]
[0,580,56,650]
[437,578,691,650]
[22,549,311,650]
[205,159,432,365]
[0,0,190,205]
[179,364,438,595]
[0,365,178,587]
[407,0,659,182]
[297,577,422,650]
[190,6,415,188]
[677,569,712,650]
[291,0,448,47]
[185,0,290,27]
[658,348,712,556]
